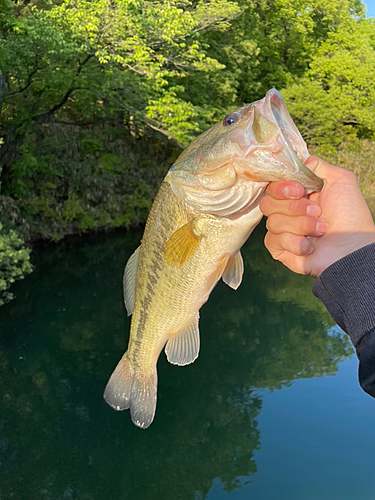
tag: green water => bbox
[1,222,374,500]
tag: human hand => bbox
[259,156,375,278]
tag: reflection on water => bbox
[0,223,353,500]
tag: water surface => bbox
[0,223,374,500]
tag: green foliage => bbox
[182,0,366,125]
[283,14,375,151]
[146,86,200,142]
[1,0,369,151]
[1,0,372,185]
[0,0,240,144]
[2,122,179,240]
[311,139,375,203]
[0,222,32,305]
[1,0,375,303]
[0,0,241,244]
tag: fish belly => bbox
[104,181,263,428]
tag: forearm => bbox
[312,243,375,398]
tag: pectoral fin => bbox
[164,220,201,267]
[165,314,200,366]
[222,251,244,290]
[123,246,140,316]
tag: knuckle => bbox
[272,252,283,262]
[264,232,271,250]
[266,181,284,199]
[259,196,269,214]
[300,216,315,235]
[281,233,301,256]
[288,199,303,215]
[344,170,357,183]
[296,236,311,255]
[266,214,277,232]
[265,183,276,196]
[264,233,282,260]
[277,232,312,259]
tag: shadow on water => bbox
[0,222,352,500]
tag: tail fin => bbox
[103,353,158,429]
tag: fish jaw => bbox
[230,89,323,191]
[166,89,323,217]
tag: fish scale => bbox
[103,89,324,428]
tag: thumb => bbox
[305,156,339,179]
[304,156,320,173]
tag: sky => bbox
[364,0,375,17]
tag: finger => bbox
[260,196,321,218]
[266,213,328,237]
[267,248,312,276]
[265,231,314,257]
[304,156,320,173]
[307,156,360,197]
[305,156,345,179]
[264,235,312,276]
[265,181,305,200]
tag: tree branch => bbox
[52,118,107,127]
[149,12,241,50]
[33,54,93,121]
[5,54,40,98]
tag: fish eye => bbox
[223,113,238,127]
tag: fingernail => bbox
[306,204,320,217]
[316,221,328,234]
[283,185,302,199]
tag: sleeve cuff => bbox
[312,243,375,348]
[357,328,375,398]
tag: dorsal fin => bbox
[165,314,200,366]
[123,246,140,316]
[222,251,244,290]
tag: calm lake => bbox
[1,222,374,500]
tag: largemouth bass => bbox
[104,89,323,428]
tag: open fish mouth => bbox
[166,89,323,216]
[261,89,323,189]
[230,89,324,191]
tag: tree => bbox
[0,0,373,304]
[0,0,241,146]
[0,221,32,305]
[181,0,366,126]
[282,9,375,151]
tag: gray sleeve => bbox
[311,243,375,348]
[312,243,375,399]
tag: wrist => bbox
[316,231,375,276]
[312,242,375,347]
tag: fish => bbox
[103,88,323,429]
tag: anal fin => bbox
[165,314,200,366]
[222,251,244,290]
